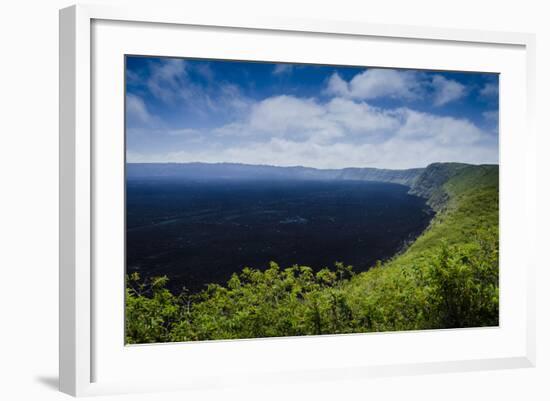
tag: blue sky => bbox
[126,56,499,169]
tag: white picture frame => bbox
[59,4,536,397]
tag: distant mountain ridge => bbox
[409,162,499,211]
[127,162,424,187]
[126,162,498,201]
[126,161,500,343]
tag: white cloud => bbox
[325,97,400,134]
[273,64,293,75]
[431,75,466,106]
[396,108,483,145]
[482,110,499,134]
[166,128,202,136]
[144,59,251,116]
[326,69,423,100]
[194,63,214,81]
[218,83,251,112]
[126,94,152,125]
[326,69,467,106]
[128,94,496,169]
[128,134,497,170]
[214,95,400,144]
[248,95,328,140]
[483,110,499,122]
[480,82,499,97]
[325,73,349,97]
[146,59,187,103]
[126,69,141,85]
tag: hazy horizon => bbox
[126,57,499,170]
[126,160,498,171]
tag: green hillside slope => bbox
[342,163,499,332]
[126,163,499,343]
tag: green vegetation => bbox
[126,163,499,344]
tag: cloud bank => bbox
[126,61,498,169]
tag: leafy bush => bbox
[125,164,500,343]
[125,273,185,343]
[125,226,498,343]
[425,228,499,328]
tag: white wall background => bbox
[0,0,548,399]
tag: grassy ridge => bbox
[393,163,498,263]
[126,163,499,343]
[342,163,499,332]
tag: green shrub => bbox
[125,164,500,343]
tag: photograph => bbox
[124,55,499,344]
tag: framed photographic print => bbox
[59,4,536,396]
